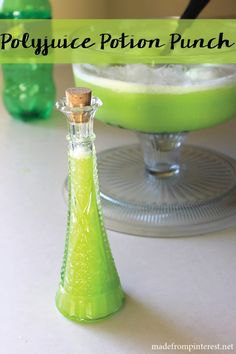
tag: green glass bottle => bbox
[55,88,124,323]
[0,0,55,121]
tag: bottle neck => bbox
[67,120,95,154]
[56,95,102,153]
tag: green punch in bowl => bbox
[73,64,236,133]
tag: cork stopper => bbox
[65,87,92,123]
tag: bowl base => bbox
[97,144,236,237]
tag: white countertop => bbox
[0,65,236,354]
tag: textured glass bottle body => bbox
[0,0,55,121]
[55,98,124,322]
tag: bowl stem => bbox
[138,132,187,178]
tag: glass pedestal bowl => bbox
[72,64,236,237]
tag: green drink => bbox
[72,64,236,237]
[56,147,124,322]
[73,64,236,133]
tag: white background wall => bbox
[50,0,236,19]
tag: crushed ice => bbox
[82,64,236,87]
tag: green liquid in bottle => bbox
[56,148,124,322]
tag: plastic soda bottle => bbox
[0,0,56,121]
